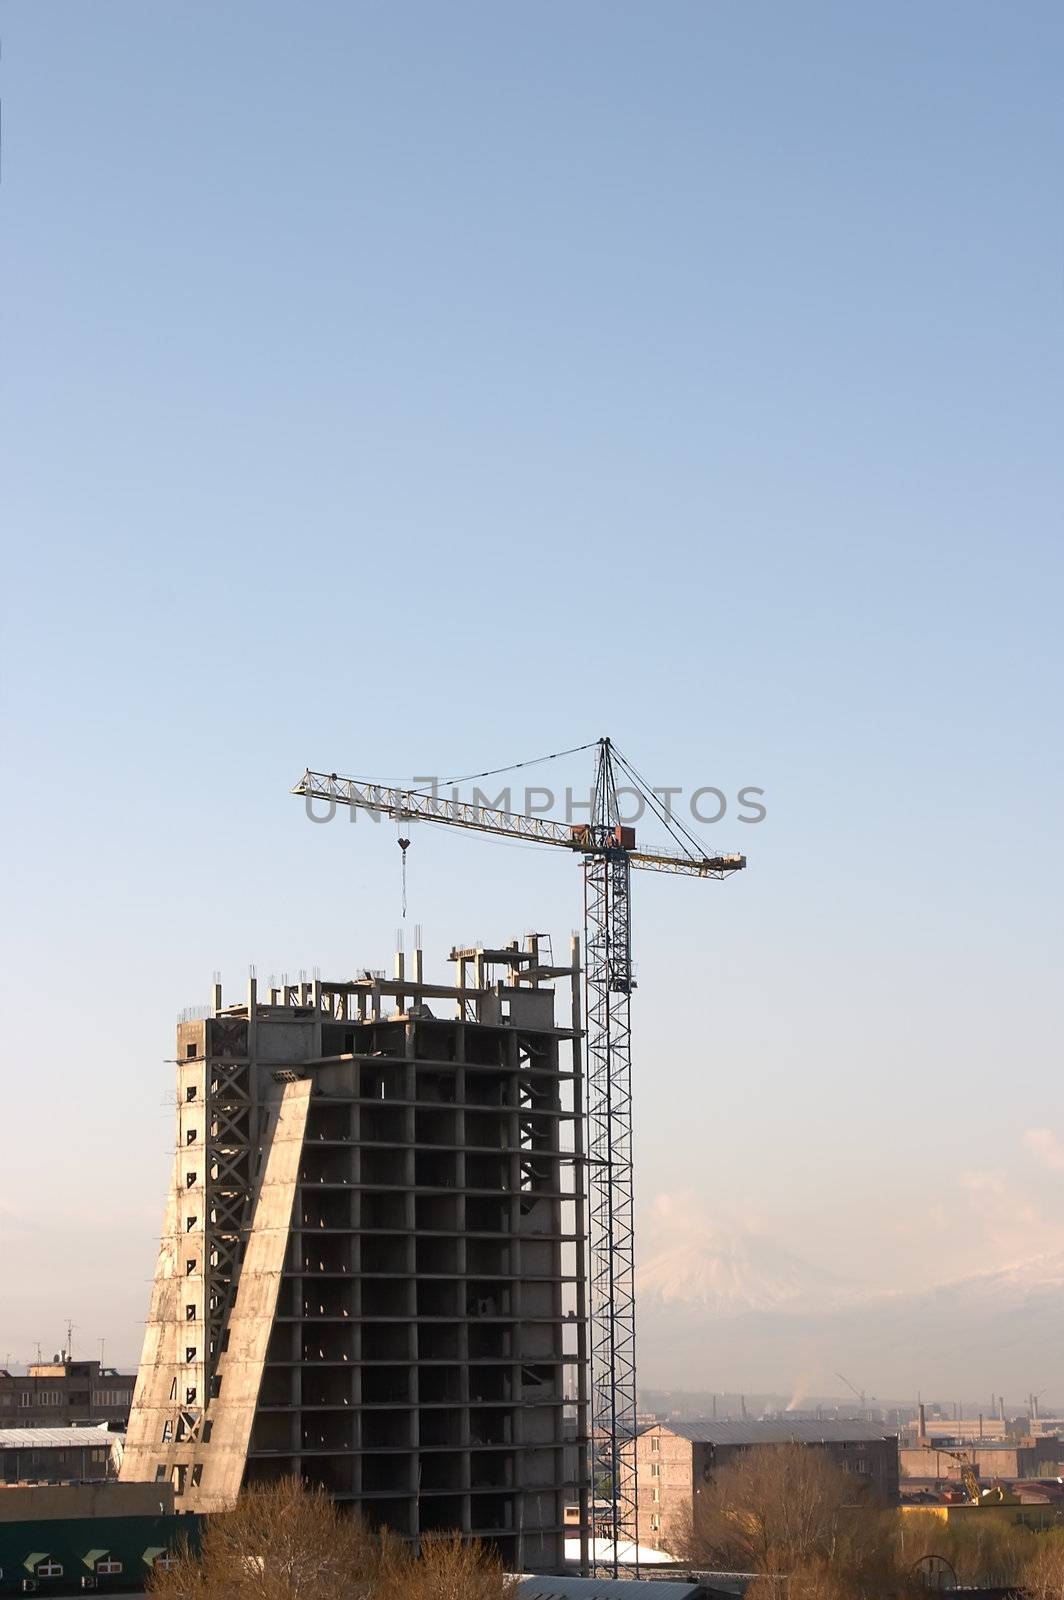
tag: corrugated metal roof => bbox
[0,1426,117,1448]
[651,1420,897,1445]
[515,1581,707,1600]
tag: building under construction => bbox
[120,936,587,1572]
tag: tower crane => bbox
[293,738,746,1573]
[835,1373,875,1413]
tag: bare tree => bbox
[897,1506,1047,1590]
[673,1444,921,1600]
[1024,1531,1064,1600]
[678,1444,855,1574]
[745,1563,861,1600]
[143,1540,211,1600]
[149,1478,378,1600]
[149,1480,516,1600]
[374,1531,515,1600]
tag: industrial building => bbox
[0,1482,188,1595]
[0,1426,119,1485]
[631,1420,901,1555]
[902,1415,1011,1445]
[899,1404,1063,1481]
[899,1440,1064,1482]
[120,936,587,1572]
[0,1360,135,1429]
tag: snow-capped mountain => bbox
[635,1235,1064,1395]
[637,1227,842,1317]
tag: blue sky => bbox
[2,2,1062,1390]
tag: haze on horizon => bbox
[1,2,1061,1400]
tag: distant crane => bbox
[922,1444,1017,1509]
[835,1372,875,1414]
[294,738,746,1573]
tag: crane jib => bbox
[293,771,746,877]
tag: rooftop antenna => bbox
[65,1319,75,1360]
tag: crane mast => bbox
[293,738,745,1574]
[583,741,639,1564]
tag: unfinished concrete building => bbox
[121,937,587,1571]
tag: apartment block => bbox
[0,1360,135,1430]
[633,1420,900,1554]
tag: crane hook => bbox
[398,836,411,919]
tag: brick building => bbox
[633,1420,900,1554]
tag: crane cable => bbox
[404,737,715,862]
[613,743,705,859]
[610,742,715,863]
[397,835,411,918]
[394,741,598,919]
[407,740,598,797]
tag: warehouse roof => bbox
[515,1581,708,1599]
[0,1426,116,1449]
[650,1420,896,1445]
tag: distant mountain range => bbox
[635,1232,1064,1397]
[637,1226,843,1317]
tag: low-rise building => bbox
[0,1426,119,1485]
[899,1484,1057,1530]
[0,1360,135,1429]
[632,1421,900,1555]
[0,1481,190,1593]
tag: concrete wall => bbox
[901,1444,1062,1481]
[121,1081,310,1508]
[0,1481,175,1522]
[119,1152,185,1484]
[193,1081,311,1511]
